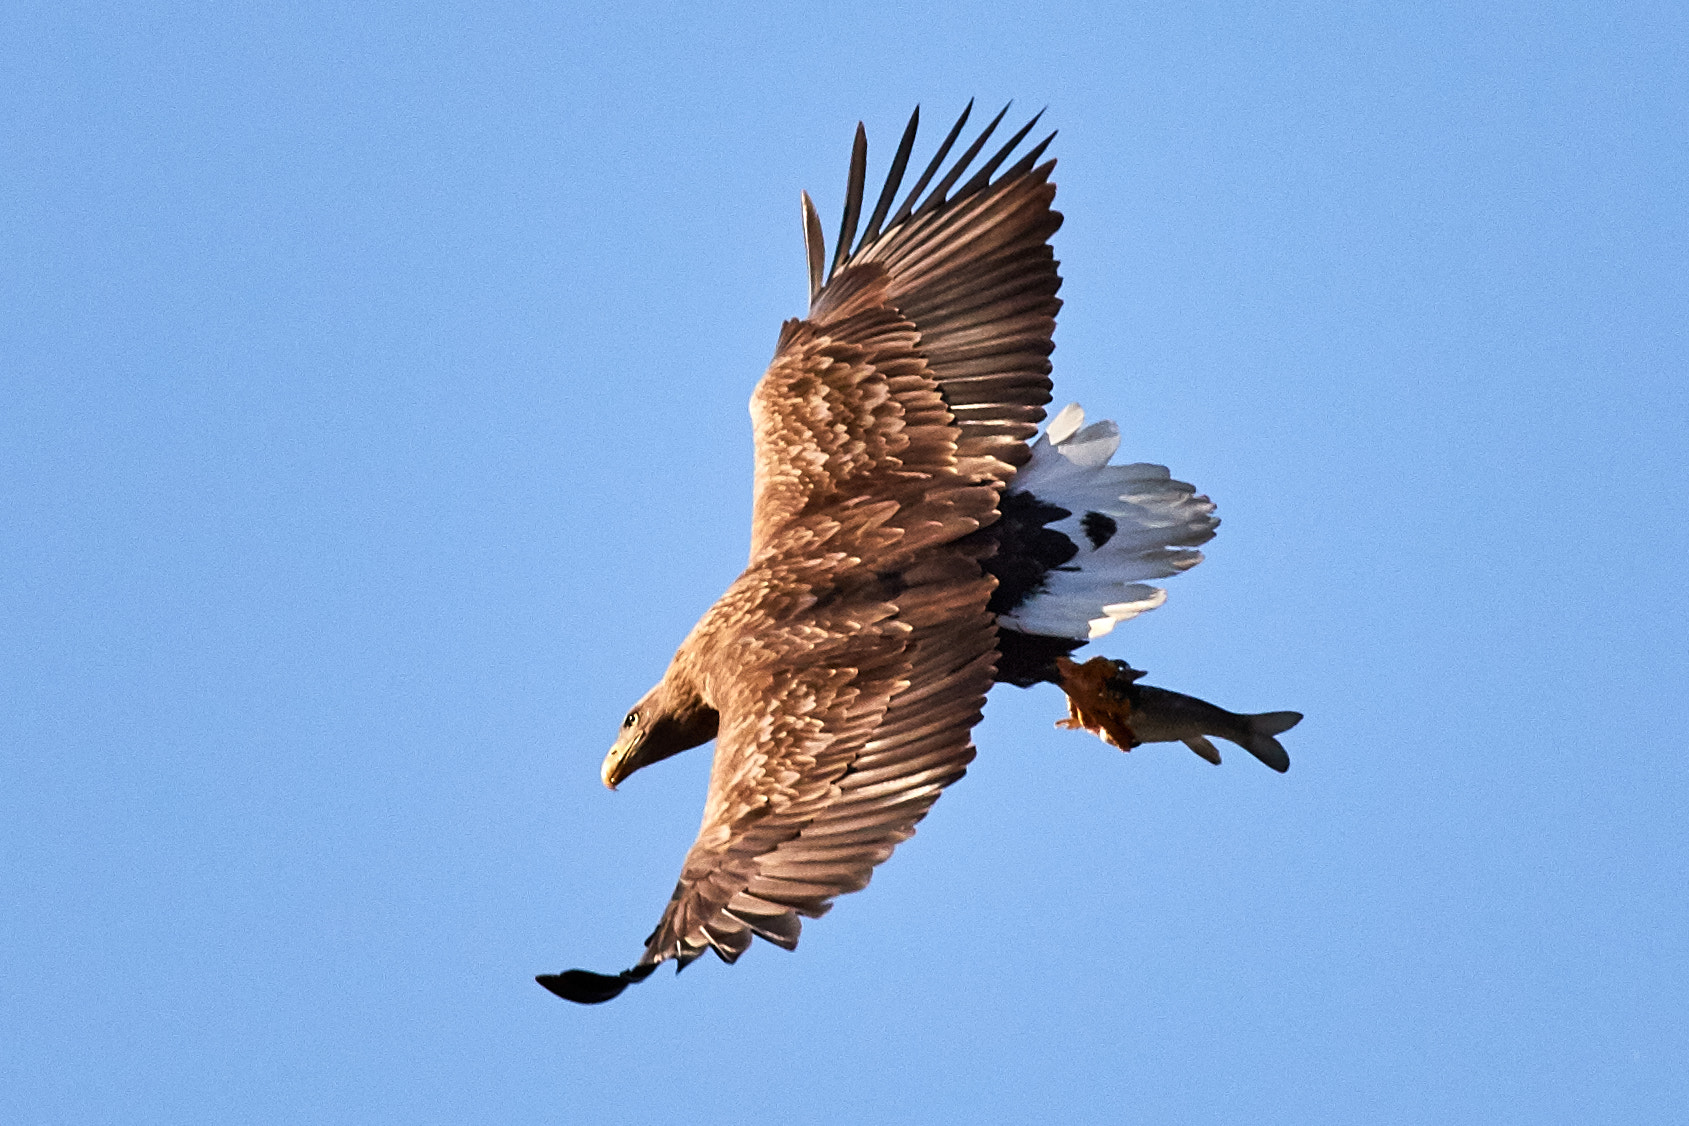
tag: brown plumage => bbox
[540,105,1295,1005]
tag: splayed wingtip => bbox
[536,962,656,1005]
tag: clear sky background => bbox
[4,2,1685,1123]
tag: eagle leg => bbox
[1053,656,1145,751]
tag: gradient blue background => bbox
[4,2,1685,1122]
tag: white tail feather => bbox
[997,404,1219,641]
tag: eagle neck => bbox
[662,640,714,720]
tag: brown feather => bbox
[618,108,1063,972]
[801,191,825,304]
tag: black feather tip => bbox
[536,963,656,1005]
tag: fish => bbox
[1054,656,1301,772]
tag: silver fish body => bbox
[1125,682,1301,773]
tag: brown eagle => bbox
[541,104,1301,1004]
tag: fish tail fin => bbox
[1240,711,1301,773]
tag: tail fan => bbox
[996,404,1219,641]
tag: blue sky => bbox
[4,1,1685,1122]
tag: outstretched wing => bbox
[751,102,1064,559]
[640,544,999,967]
[832,104,1062,477]
[546,109,1065,995]
[646,107,1065,969]
[643,293,1003,967]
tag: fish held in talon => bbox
[1053,660,1303,773]
[540,104,1305,1003]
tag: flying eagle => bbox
[541,104,1301,1004]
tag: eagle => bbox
[541,104,1301,1004]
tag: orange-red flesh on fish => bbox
[1054,656,1144,751]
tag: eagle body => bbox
[543,105,1296,1004]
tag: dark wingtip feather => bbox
[536,963,656,1005]
[887,99,973,229]
[800,190,825,304]
[829,123,868,279]
[1002,130,1058,181]
[911,101,1011,219]
[858,106,920,251]
[814,104,1057,295]
[953,107,1044,202]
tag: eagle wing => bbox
[642,106,1064,970]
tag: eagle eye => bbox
[622,711,640,730]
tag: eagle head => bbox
[600,680,719,790]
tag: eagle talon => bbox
[1054,656,1143,750]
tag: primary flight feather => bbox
[541,105,1301,1004]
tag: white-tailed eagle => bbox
[541,104,1301,1004]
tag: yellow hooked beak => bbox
[600,736,634,790]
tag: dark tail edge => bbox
[536,962,656,1005]
[1241,711,1302,774]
